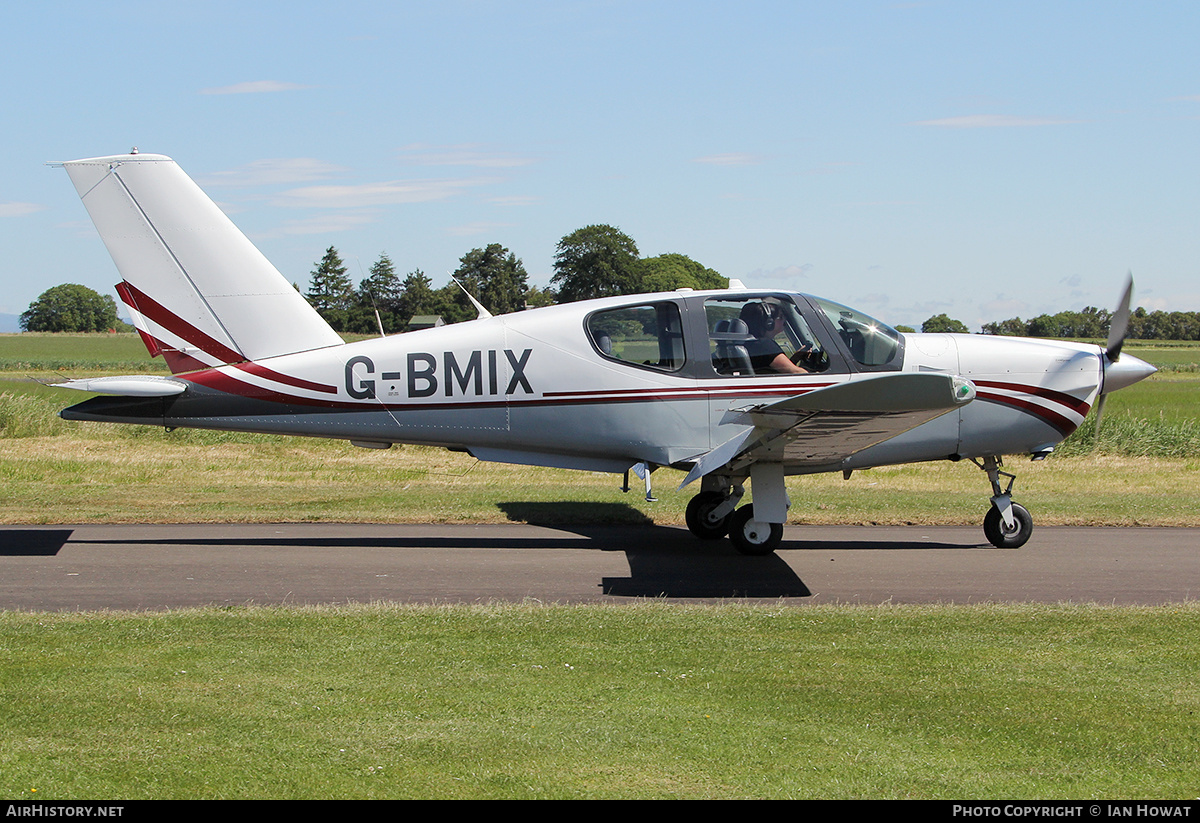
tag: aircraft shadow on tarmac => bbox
[0,530,74,556]
[1,516,983,602]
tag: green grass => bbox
[1,426,1198,526]
[1093,372,1200,426]
[1124,343,1200,372]
[0,332,167,373]
[2,339,1200,800]
[2,602,1197,799]
[2,366,1198,526]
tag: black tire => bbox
[983,502,1033,549]
[685,492,733,540]
[728,505,783,556]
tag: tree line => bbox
[19,229,1200,341]
[304,224,728,333]
[978,306,1200,341]
[920,307,1200,340]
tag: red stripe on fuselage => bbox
[116,281,244,365]
[973,380,1091,417]
[183,369,823,412]
[117,281,337,392]
[975,390,1079,437]
[233,361,338,394]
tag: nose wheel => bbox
[974,456,1034,549]
[983,502,1033,548]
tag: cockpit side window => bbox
[586,302,685,372]
[703,296,831,375]
[809,297,902,368]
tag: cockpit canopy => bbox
[585,291,903,377]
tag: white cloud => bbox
[486,194,539,207]
[0,202,46,217]
[692,153,764,166]
[198,158,350,187]
[743,263,813,285]
[199,80,313,95]
[804,161,861,176]
[898,301,957,322]
[255,212,381,238]
[912,114,1083,128]
[444,221,515,237]
[273,177,499,209]
[979,295,1031,318]
[396,144,535,168]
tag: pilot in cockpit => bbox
[739,301,809,374]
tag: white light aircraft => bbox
[51,152,1156,555]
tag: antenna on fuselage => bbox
[451,276,493,320]
[354,256,387,338]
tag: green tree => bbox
[397,269,436,327]
[523,285,557,309]
[1027,312,1073,338]
[20,284,121,332]
[430,282,475,325]
[551,225,641,302]
[305,246,355,331]
[981,317,1029,336]
[921,313,970,334]
[451,243,530,316]
[638,253,727,292]
[351,252,404,333]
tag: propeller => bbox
[1093,273,1156,440]
[1105,273,1133,363]
[1092,386,1109,440]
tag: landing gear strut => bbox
[973,455,1033,549]
[684,464,788,556]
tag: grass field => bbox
[1,333,1198,799]
[2,603,1198,799]
[2,333,1197,526]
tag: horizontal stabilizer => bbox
[58,153,345,369]
[53,375,188,397]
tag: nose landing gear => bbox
[974,455,1033,548]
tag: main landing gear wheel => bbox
[728,505,783,556]
[983,502,1033,549]
[685,491,734,540]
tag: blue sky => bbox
[3,0,1198,331]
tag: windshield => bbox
[809,296,901,367]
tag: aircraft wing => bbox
[681,372,975,486]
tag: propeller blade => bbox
[1105,273,1133,362]
[1092,392,1108,443]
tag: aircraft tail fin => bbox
[59,152,344,371]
